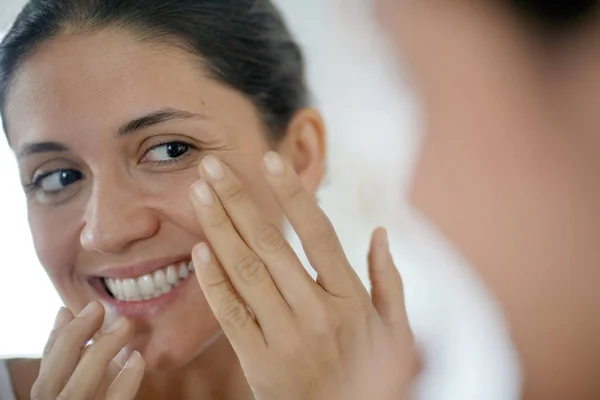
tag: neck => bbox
[136,334,252,400]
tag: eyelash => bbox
[142,140,196,166]
[24,170,58,194]
[24,140,196,195]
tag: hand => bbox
[31,302,145,400]
[189,153,419,400]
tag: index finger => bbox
[261,152,368,300]
[106,351,145,400]
[38,302,105,397]
[40,307,74,371]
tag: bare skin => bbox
[5,27,418,399]
[4,27,322,399]
[377,0,600,398]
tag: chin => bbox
[114,317,223,371]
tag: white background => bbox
[0,1,521,399]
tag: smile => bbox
[103,260,195,302]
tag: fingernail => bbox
[78,302,100,318]
[263,152,285,177]
[53,307,70,329]
[194,243,212,264]
[106,315,128,333]
[191,180,214,206]
[125,351,142,369]
[202,156,225,181]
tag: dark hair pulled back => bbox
[0,0,310,140]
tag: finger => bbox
[40,307,74,371]
[59,316,132,399]
[106,351,145,400]
[36,302,104,398]
[368,228,410,337]
[198,155,319,314]
[189,174,294,337]
[262,152,367,300]
[192,242,266,356]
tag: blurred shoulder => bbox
[1,358,40,400]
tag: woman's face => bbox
[376,1,600,398]
[4,28,307,370]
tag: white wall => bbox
[0,1,521,399]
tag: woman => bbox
[378,0,600,398]
[0,0,416,399]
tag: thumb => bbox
[368,227,410,337]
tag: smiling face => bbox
[3,27,318,370]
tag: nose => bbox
[80,178,160,255]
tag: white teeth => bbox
[178,262,189,279]
[154,269,167,287]
[166,265,179,285]
[115,280,125,299]
[107,279,117,295]
[123,279,140,301]
[138,275,155,300]
[104,260,194,302]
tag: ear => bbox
[277,108,327,196]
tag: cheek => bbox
[143,172,201,234]
[28,207,81,282]
[153,170,285,249]
[233,160,284,224]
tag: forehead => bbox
[4,28,222,150]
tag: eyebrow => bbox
[17,108,203,159]
[18,141,70,159]
[117,108,202,137]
